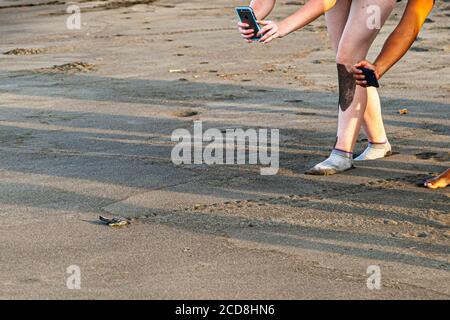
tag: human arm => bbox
[258,0,337,43]
[353,0,435,86]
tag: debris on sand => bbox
[417,232,429,238]
[96,0,158,10]
[4,48,47,55]
[0,1,64,10]
[169,69,188,74]
[170,109,199,118]
[99,216,130,228]
[40,62,96,73]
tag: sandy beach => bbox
[0,0,449,299]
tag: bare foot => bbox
[424,169,450,189]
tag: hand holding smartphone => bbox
[236,6,261,41]
[357,67,380,88]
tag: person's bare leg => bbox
[424,169,450,189]
[363,87,387,143]
[328,1,390,161]
[308,0,396,175]
[304,0,351,175]
[325,0,351,53]
[335,0,396,152]
[327,0,387,149]
[355,86,392,160]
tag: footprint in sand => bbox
[296,112,317,116]
[0,1,64,9]
[410,47,430,52]
[39,62,96,74]
[170,109,199,118]
[432,152,450,162]
[4,48,47,55]
[416,152,438,159]
[364,174,432,188]
[415,152,449,162]
[249,89,269,93]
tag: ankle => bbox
[332,148,353,160]
[334,137,353,155]
[369,140,387,145]
[368,137,389,145]
[333,146,353,153]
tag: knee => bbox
[335,52,355,67]
[335,40,368,66]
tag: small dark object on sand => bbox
[99,216,130,228]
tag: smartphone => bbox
[358,67,380,88]
[235,6,261,41]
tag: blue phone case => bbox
[235,6,261,41]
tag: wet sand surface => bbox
[0,0,449,299]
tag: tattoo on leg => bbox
[337,64,356,112]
